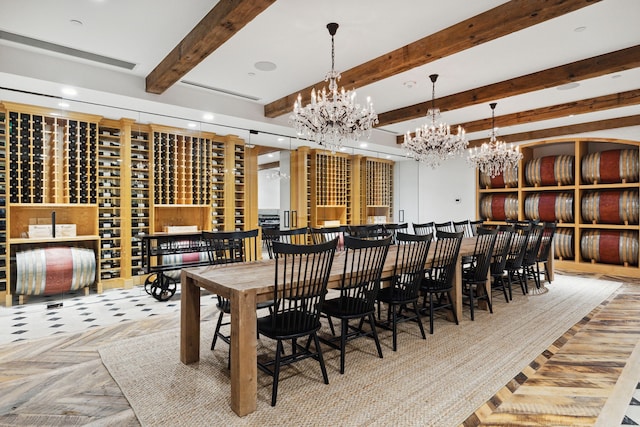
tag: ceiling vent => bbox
[181,80,261,101]
[0,30,136,70]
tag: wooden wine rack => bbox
[309,149,352,227]
[476,137,640,278]
[361,158,394,224]
[0,100,258,305]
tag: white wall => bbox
[394,156,477,226]
[258,170,280,210]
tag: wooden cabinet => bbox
[476,137,639,278]
[361,157,394,224]
[0,101,257,305]
[290,147,394,228]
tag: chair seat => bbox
[420,279,453,293]
[322,296,372,318]
[376,286,417,305]
[258,311,321,339]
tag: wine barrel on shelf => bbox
[15,247,96,296]
[580,230,639,266]
[554,228,574,260]
[479,194,519,221]
[581,149,639,184]
[479,167,518,188]
[525,155,574,186]
[524,192,574,222]
[581,190,639,225]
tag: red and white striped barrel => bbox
[479,167,518,189]
[581,149,639,184]
[162,251,209,280]
[581,190,639,225]
[525,155,574,186]
[554,229,574,260]
[580,230,639,266]
[479,194,519,221]
[524,192,574,223]
[15,247,96,296]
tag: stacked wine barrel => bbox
[479,194,518,221]
[479,167,518,188]
[554,229,574,260]
[15,247,96,295]
[579,148,640,266]
[525,192,573,222]
[525,155,574,186]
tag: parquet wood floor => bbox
[0,274,637,426]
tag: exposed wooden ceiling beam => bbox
[467,114,640,147]
[259,161,280,170]
[396,89,640,144]
[146,0,276,94]
[264,0,600,118]
[381,44,640,128]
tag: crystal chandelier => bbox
[402,74,468,168]
[290,23,378,153]
[467,102,523,178]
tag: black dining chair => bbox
[257,237,338,406]
[535,222,557,285]
[261,226,280,259]
[310,226,346,250]
[461,227,497,321]
[490,225,515,302]
[413,221,435,237]
[375,232,432,351]
[320,235,392,374]
[469,219,485,236]
[279,227,309,245]
[435,221,454,233]
[384,222,408,244]
[503,223,531,296]
[346,224,388,239]
[420,230,463,334]
[453,220,472,238]
[202,229,273,362]
[519,222,545,291]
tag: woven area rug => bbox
[99,275,620,427]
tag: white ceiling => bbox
[0,0,639,158]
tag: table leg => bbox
[450,254,463,321]
[181,273,201,364]
[230,289,257,416]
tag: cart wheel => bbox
[144,274,159,296]
[149,273,177,302]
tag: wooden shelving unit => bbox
[361,157,394,224]
[0,101,258,306]
[476,137,639,278]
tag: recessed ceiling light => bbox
[612,74,622,79]
[248,72,256,77]
[254,61,277,72]
[574,26,587,32]
[203,113,214,120]
[557,82,580,91]
[61,87,77,96]
[359,142,368,148]
[187,123,197,128]
[403,80,416,89]
[339,147,347,152]
[70,19,83,26]
[58,102,69,108]
[277,137,284,142]
[268,153,274,158]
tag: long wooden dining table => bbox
[180,237,479,416]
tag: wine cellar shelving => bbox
[0,101,258,306]
[310,150,352,227]
[476,137,640,277]
[98,121,123,281]
[0,111,6,293]
[361,158,394,224]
